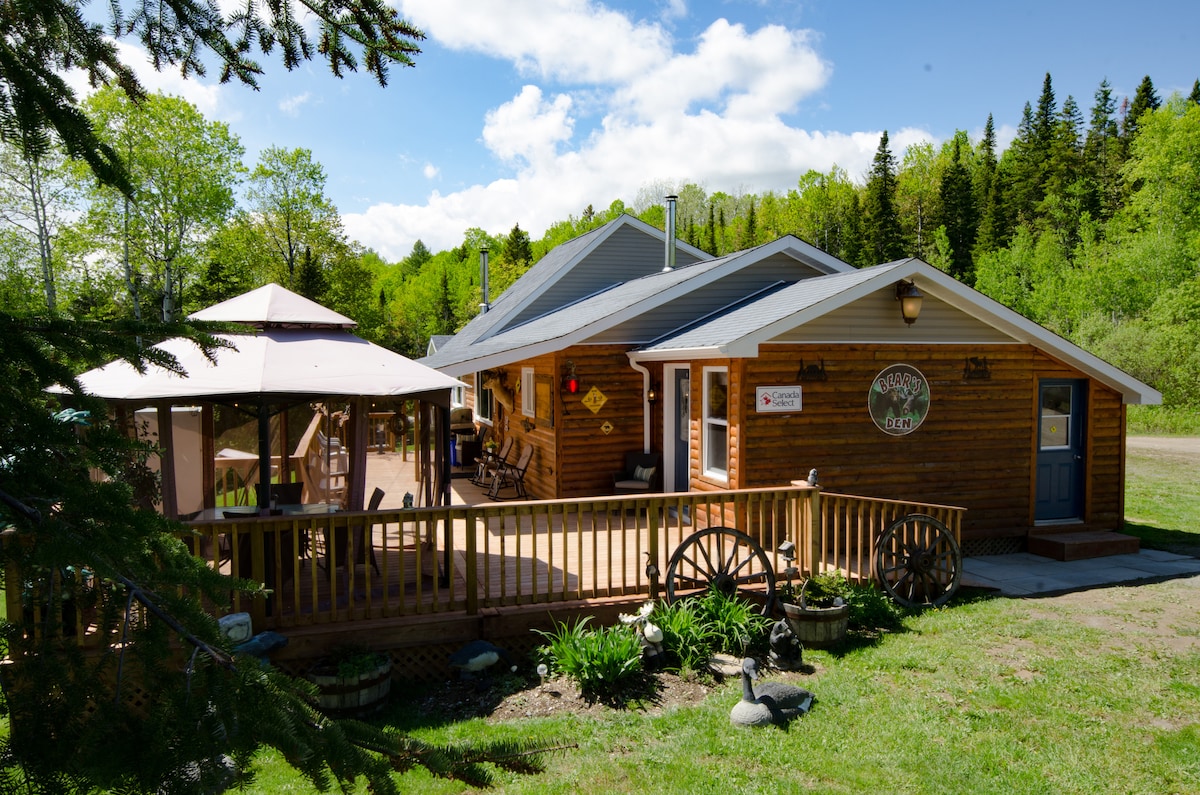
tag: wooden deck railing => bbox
[6,486,965,646]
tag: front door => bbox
[667,366,691,492]
[1035,380,1086,522]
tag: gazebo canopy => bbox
[76,284,463,402]
[72,284,463,515]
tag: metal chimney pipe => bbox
[663,194,678,272]
[479,248,490,313]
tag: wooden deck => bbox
[12,451,967,679]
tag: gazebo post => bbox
[156,402,179,519]
[346,397,370,512]
[257,402,271,515]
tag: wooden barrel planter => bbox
[780,580,849,648]
[307,653,393,717]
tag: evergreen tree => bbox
[742,198,757,248]
[1004,101,1040,226]
[295,245,328,300]
[973,115,1004,255]
[0,1,425,194]
[1190,79,1200,106]
[862,130,905,263]
[1122,75,1161,143]
[1084,79,1123,220]
[937,134,978,282]
[502,223,533,272]
[706,201,716,254]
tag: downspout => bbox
[628,355,652,454]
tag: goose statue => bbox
[729,657,813,727]
[742,657,815,713]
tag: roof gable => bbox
[421,235,856,374]
[632,259,1161,405]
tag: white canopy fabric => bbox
[188,282,356,328]
[76,328,464,402]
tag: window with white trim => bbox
[475,372,493,424]
[521,367,536,417]
[703,366,728,480]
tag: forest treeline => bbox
[3,73,1199,409]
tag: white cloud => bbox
[399,0,670,83]
[348,5,884,259]
[278,92,312,117]
[423,163,440,179]
[482,86,575,164]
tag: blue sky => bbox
[114,0,1199,260]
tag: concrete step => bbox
[1028,530,1140,562]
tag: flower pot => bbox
[780,600,849,649]
[308,655,392,717]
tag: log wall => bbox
[736,344,1126,542]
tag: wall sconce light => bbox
[895,279,923,325]
[647,384,658,403]
[561,360,579,394]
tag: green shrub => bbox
[696,588,771,656]
[842,582,905,631]
[534,617,643,699]
[652,598,716,674]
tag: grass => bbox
[17,435,1200,793]
[234,434,1200,794]
[1127,405,1200,435]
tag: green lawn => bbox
[238,436,1200,794]
[9,438,1199,793]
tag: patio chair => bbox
[612,451,660,495]
[487,443,534,501]
[472,436,513,486]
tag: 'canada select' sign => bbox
[868,364,930,436]
[755,385,802,413]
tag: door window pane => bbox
[1040,385,1072,449]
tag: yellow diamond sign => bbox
[582,386,607,414]
[600,421,614,435]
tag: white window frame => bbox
[702,366,729,482]
[475,372,493,425]
[521,367,536,417]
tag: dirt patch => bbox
[408,658,826,724]
[1126,435,1200,460]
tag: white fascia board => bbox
[630,346,726,362]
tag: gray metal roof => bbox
[638,264,896,353]
[421,214,709,370]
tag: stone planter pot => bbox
[308,655,392,717]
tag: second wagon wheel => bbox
[664,526,776,615]
[874,513,962,608]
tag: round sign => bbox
[868,364,930,436]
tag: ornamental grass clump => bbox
[653,597,717,674]
[534,617,643,700]
[696,587,772,656]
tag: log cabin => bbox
[420,208,1161,557]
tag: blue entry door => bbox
[1035,380,1086,521]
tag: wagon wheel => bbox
[664,527,776,615]
[874,514,962,608]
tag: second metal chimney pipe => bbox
[663,194,678,272]
[479,248,490,313]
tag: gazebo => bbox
[75,284,464,519]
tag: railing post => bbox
[249,525,267,629]
[465,509,478,615]
[647,497,660,600]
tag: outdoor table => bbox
[214,448,259,505]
